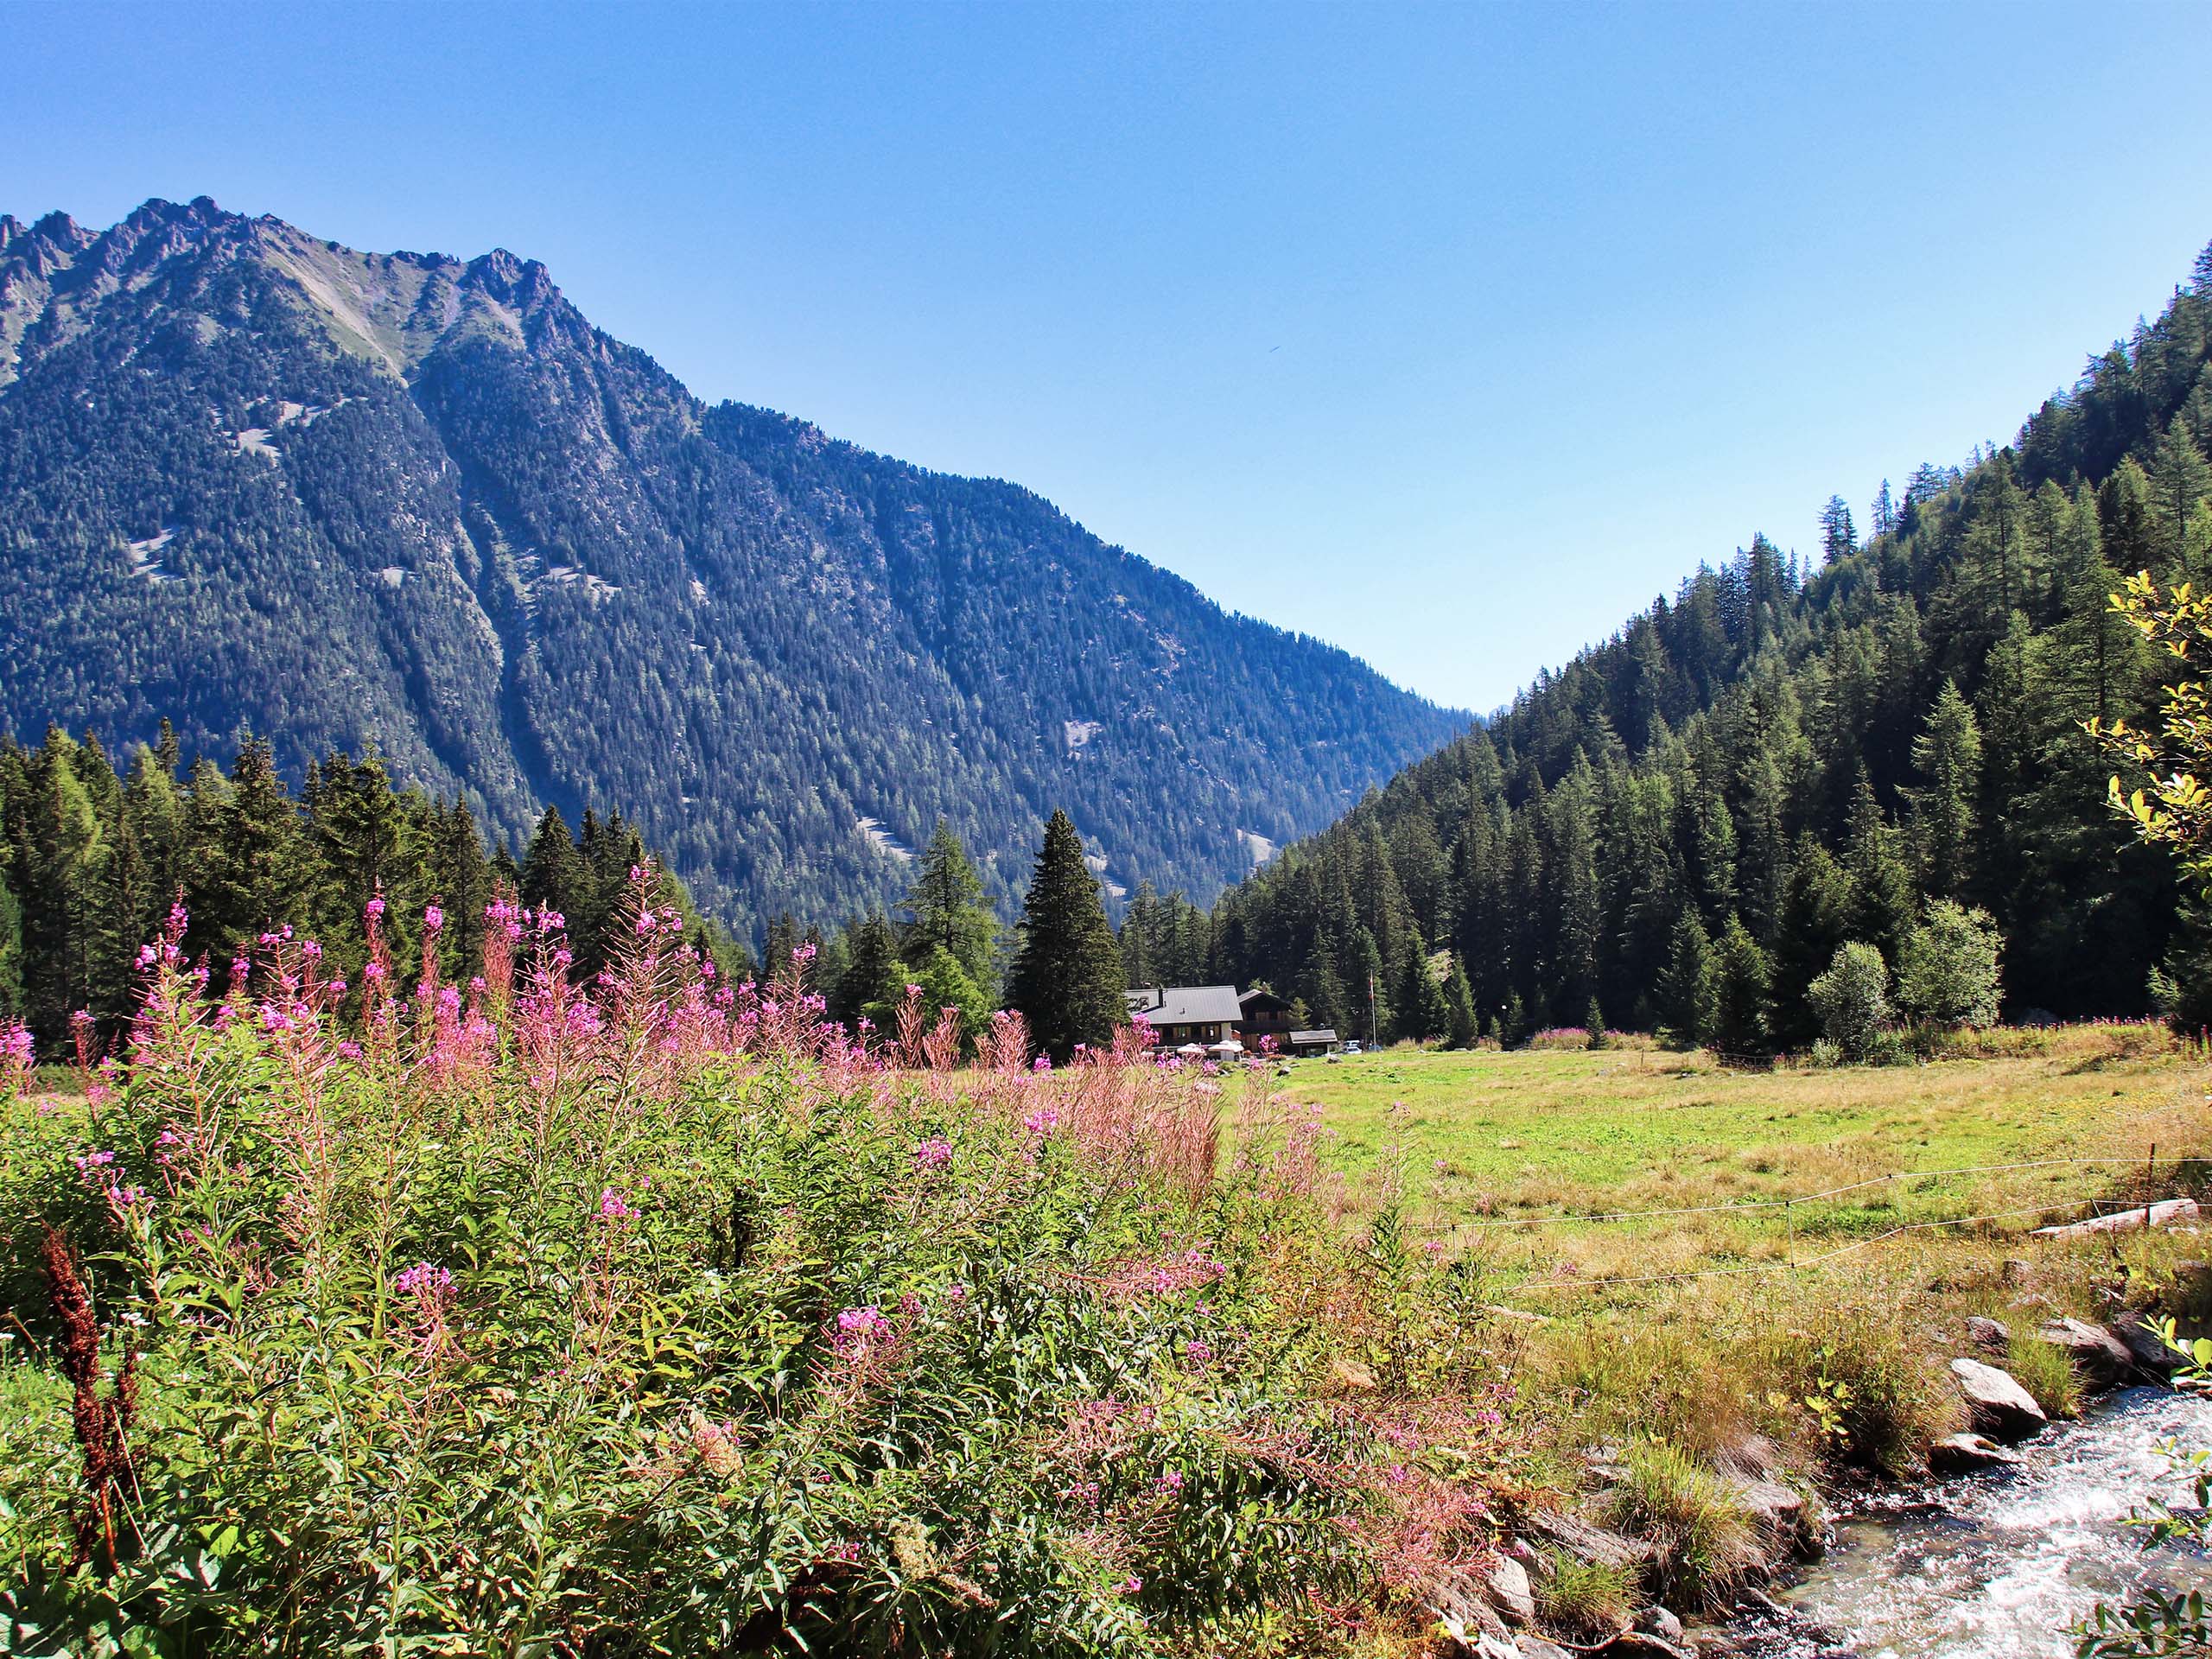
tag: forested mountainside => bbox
[1211,242,2212,1040]
[0,198,1461,941]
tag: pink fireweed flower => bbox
[72,1151,116,1170]
[363,961,386,982]
[259,1004,292,1032]
[1121,1575,1143,1595]
[1032,1054,1052,1072]
[423,905,444,933]
[1022,1105,1060,1135]
[1183,1339,1215,1364]
[598,1187,639,1223]
[106,1184,147,1208]
[394,1261,454,1298]
[830,1305,893,1357]
[1156,1470,1185,1493]
[337,1039,362,1059]
[365,895,385,922]
[913,1136,953,1171]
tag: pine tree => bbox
[191,740,299,963]
[903,819,998,988]
[1657,908,1718,1047]
[2150,415,2212,579]
[1819,495,1857,563]
[1444,957,1479,1049]
[519,806,591,926]
[1771,838,1855,1046]
[832,909,907,1032]
[1871,479,1897,541]
[1006,810,1127,1058]
[1711,915,1772,1056]
[1905,679,1982,901]
[1841,768,1916,966]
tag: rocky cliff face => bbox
[0,197,1463,933]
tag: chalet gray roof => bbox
[1125,984,1244,1027]
[1238,987,1294,1010]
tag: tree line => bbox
[0,721,734,1046]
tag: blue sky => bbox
[9,2,2209,713]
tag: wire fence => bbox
[1413,1151,2207,1295]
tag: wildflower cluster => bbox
[0,870,1534,1657]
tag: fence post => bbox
[1784,1197,1796,1280]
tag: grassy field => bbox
[1259,1027,2210,1287]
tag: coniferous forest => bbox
[1206,243,2212,1046]
[0,722,739,1046]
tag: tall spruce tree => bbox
[1006,810,1127,1058]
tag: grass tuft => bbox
[1531,1547,1634,1641]
[2005,1331,2083,1419]
[1605,1437,1763,1609]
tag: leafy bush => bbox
[0,886,1524,1656]
[1897,900,2004,1027]
[1807,942,1891,1061]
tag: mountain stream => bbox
[1725,1385,2211,1657]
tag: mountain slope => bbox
[0,198,1463,935]
[1211,240,2212,1035]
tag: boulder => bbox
[1721,1473,1815,1557]
[1963,1314,2011,1353]
[1526,1508,1652,1573]
[1518,1639,1576,1659]
[2034,1198,2200,1238]
[1950,1357,2049,1441]
[2037,1317,2134,1389]
[1430,1565,1516,1656]
[1606,1635,1693,1658]
[1928,1431,2024,1473]
[1635,1606,1687,1643]
[2110,1313,2187,1380]
[1479,1553,1535,1626]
